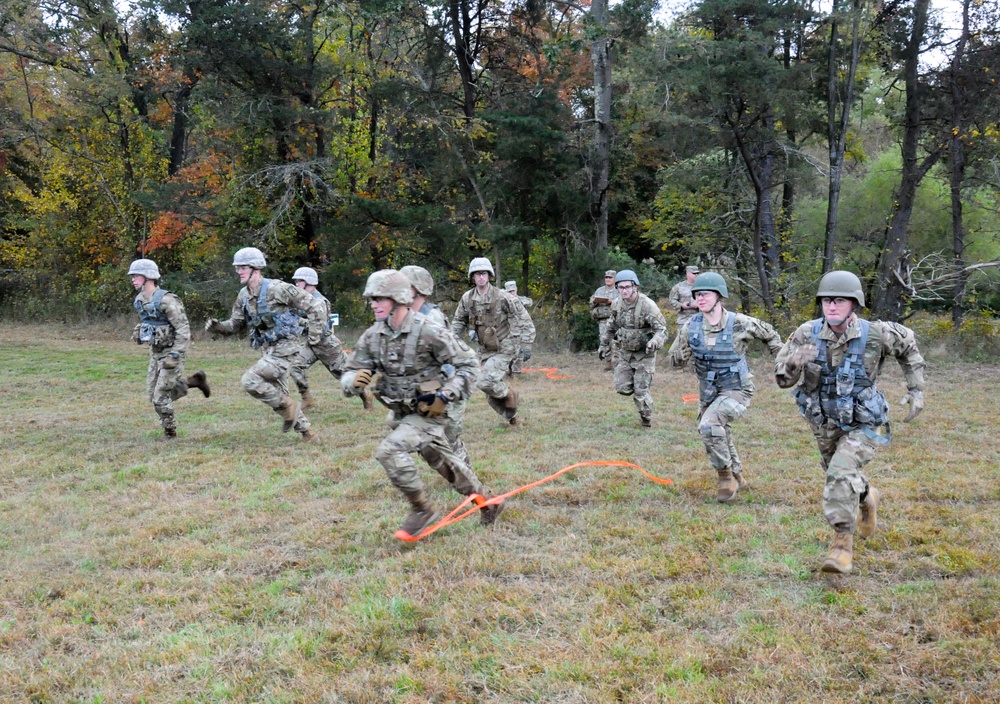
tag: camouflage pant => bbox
[812,423,880,533]
[598,319,619,362]
[289,334,348,392]
[384,398,472,470]
[614,352,656,420]
[478,351,515,399]
[241,351,310,431]
[697,391,750,474]
[147,352,188,430]
[378,411,484,496]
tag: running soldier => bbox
[451,257,535,426]
[204,247,326,441]
[590,269,620,371]
[129,259,210,438]
[775,270,926,574]
[598,269,668,428]
[288,266,374,412]
[503,280,533,375]
[342,270,504,539]
[667,272,782,501]
[668,265,700,327]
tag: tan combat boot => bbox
[361,388,375,411]
[299,388,315,411]
[277,397,299,433]
[400,490,441,538]
[300,428,318,442]
[186,370,211,397]
[503,388,520,425]
[734,471,748,492]
[716,469,740,503]
[821,531,854,574]
[858,488,879,539]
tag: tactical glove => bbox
[645,340,658,355]
[162,351,181,370]
[205,318,221,333]
[900,389,924,423]
[521,346,532,361]
[598,347,610,361]
[786,342,818,374]
[352,369,374,390]
[417,392,448,418]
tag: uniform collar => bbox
[819,314,862,343]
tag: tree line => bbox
[0,0,998,326]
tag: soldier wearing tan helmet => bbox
[775,270,926,575]
[204,247,326,441]
[590,269,621,371]
[129,258,210,438]
[342,270,504,539]
[451,257,535,426]
[288,266,374,412]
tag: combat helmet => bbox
[468,257,495,279]
[233,247,267,269]
[614,269,640,287]
[400,265,435,296]
[292,267,319,285]
[817,270,865,307]
[691,272,729,298]
[363,269,414,305]
[128,259,160,280]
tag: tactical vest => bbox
[688,312,749,403]
[374,315,442,412]
[614,298,654,352]
[133,289,173,346]
[462,287,510,352]
[793,318,889,434]
[242,278,304,350]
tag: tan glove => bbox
[900,389,924,422]
[162,351,181,370]
[417,393,448,418]
[352,369,374,390]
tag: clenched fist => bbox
[352,369,374,390]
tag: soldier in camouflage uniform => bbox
[451,257,535,426]
[503,280,533,375]
[668,265,700,327]
[129,259,211,438]
[288,266,374,412]
[205,247,326,441]
[775,270,926,574]
[590,269,620,371]
[400,265,472,471]
[667,272,782,501]
[342,270,504,539]
[598,269,669,428]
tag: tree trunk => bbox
[950,0,971,327]
[448,0,478,121]
[590,0,611,253]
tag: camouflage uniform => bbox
[669,311,782,477]
[132,289,192,433]
[600,293,668,425]
[668,279,697,326]
[289,289,349,394]
[590,281,620,365]
[212,279,326,433]
[451,284,535,421]
[775,316,925,532]
[342,310,486,498]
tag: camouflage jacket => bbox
[669,310,782,396]
[668,281,697,321]
[215,278,326,355]
[451,285,535,355]
[344,310,480,413]
[600,293,668,355]
[133,289,190,355]
[589,284,620,321]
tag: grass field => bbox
[2,321,999,703]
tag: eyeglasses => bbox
[616,283,634,291]
[820,297,852,306]
[693,291,714,298]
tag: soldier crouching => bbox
[342,270,504,539]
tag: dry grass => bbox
[1,321,999,703]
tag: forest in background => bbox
[0,0,998,334]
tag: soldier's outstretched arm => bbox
[774,325,814,388]
[880,321,926,422]
[341,330,378,395]
[207,295,247,335]
[161,294,191,354]
[666,320,691,368]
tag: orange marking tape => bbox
[682,393,700,403]
[394,460,673,542]
[521,367,571,379]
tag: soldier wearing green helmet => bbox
[668,271,783,502]
[598,269,669,428]
[776,270,926,575]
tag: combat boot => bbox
[479,496,506,526]
[300,428,318,443]
[277,396,299,433]
[361,388,375,411]
[487,395,506,417]
[162,426,177,439]
[821,531,854,574]
[734,471,748,492]
[640,414,652,428]
[716,469,740,503]
[186,371,211,398]
[502,388,520,425]
[399,490,441,538]
[299,388,315,411]
[858,487,879,539]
